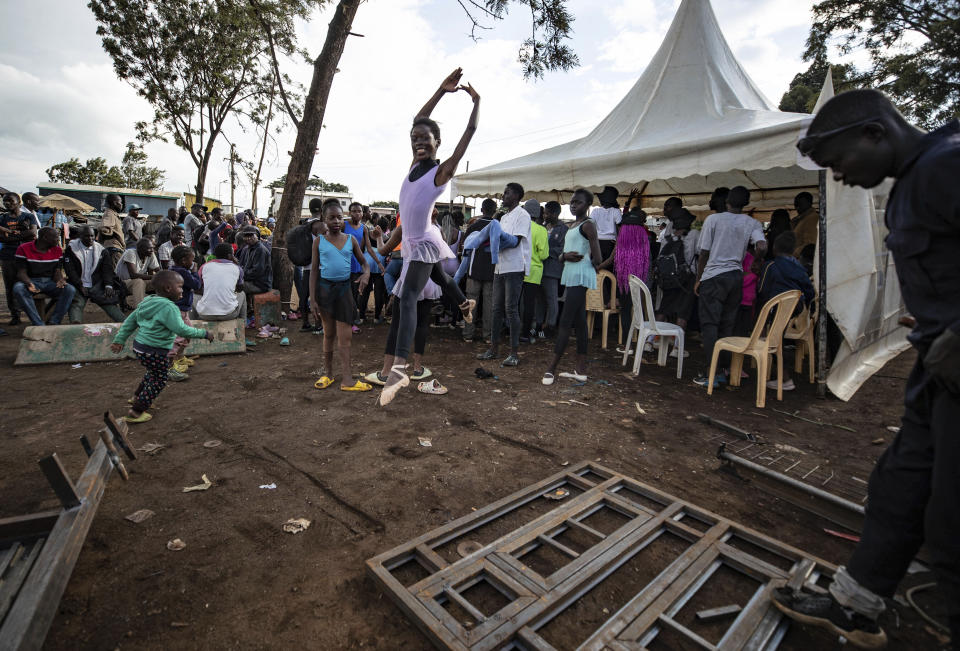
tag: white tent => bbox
[453,0,818,207]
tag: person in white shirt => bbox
[64,226,125,322]
[591,185,622,261]
[693,186,766,387]
[157,226,185,269]
[115,238,160,307]
[476,182,531,367]
[182,203,205,247]
[193,243,245,321]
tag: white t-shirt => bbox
[589,206,622,241]
[196,259,241,316]
[697,212,764,282]
[158,241,175,264]
[183,214,203,244]
[115,249,160,281]
[495,206,532,276]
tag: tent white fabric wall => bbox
[453,0,819,202]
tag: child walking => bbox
[308,198,372,392]
[111,270,213,423]
[542,189,602,385]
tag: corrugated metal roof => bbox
[36,182,181,199]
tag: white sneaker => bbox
[643,342,654,353]
[668,348,689,358]
[766,379,796,391]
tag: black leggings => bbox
[395,260,466,359]
[554,286,588,357]
[385,300,430,356]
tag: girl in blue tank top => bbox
[309,199,371,392]
[543,188,602,386]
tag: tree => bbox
[779,59,862,113]
[269,0,579,307]
[88,0,317,204]
[45,142,165,189]
[267,174,348,192]
[370,200,399,209]
[804,1,960,127]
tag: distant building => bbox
[434,201,474,221]
[269,188,353,219]
[368,205,397,220]
[37,182,180,216]
[183,193,223,213]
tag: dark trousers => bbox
[521,281,544,336]
[492,271,524,352]
[554,285,588,356]
[698,270,743,370]
[536,276,561,332]
[384,300,430,356]
[1,259,19,317]
[293,267,310,318]
[618,283,633,337]
[395,260,465,359]
[848,357,960,638]
[359,274,387,320]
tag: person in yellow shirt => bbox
[520,199,549,343]
[255,218,272,238]
[790,191,817,260]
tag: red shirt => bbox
[15,241,63,278]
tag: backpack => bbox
[286,224,314,266]
[655,237,689,290]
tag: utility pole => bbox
[230,143,236,214]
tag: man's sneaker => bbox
[312,325,324,335]
[537,330,547,339]
[693,373,726,389]
[772,588,887,649]
[300,322,313,332]
[767,379,796,391]
[476,349,496,361]
[668,347,689,358]
[8,315,21,326]
[519,336,532,344]
[501,354,520,367]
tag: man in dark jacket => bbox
[773,89,960,649]
[236,227,272,318]
[64,225,125,322]
[538,200,567,337]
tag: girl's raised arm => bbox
[436,83,480,185]
[415,68,463,120]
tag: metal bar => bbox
[817,170,828,397]
[697,413,757,442]
[719,446,864,532]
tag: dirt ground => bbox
[0,304,947,650]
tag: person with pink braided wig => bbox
[602,207,652,348]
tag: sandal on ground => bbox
[124,412,153,424]
[314,376,335,389]
[245,339,257,347]
[460,299,477,324]
[378,364,410,406]
[341,380,372,392]
[542,372,555,386]
[411,367,432,381]
[417,379,448,395]
[363,371,388,386]
[559,371,588,382]
[279,337,291,346]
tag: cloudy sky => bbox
[1,0,835,211]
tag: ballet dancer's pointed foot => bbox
[460,299,477,324]
[378,364,410,406]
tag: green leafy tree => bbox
[88,0,317,204]
[270,0,579,306]
[804,1,960,127]
[268,174,348,192]
[45,142,165,189]
[370,200,399,209]
[779,59,862,113]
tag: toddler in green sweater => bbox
[111,270,213,422]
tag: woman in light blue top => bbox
[309,199,371,392]
[543,189,602,386]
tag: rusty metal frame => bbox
[367,462,835,651]
[0,412,134,651]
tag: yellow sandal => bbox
[340,380,372,392]
[314,376,335,389]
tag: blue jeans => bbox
[13,277,77,325]
[455,222,519,284]
[384,257,403,295]
[293,266,310,317]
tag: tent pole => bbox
[817,170,828,398]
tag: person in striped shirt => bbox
[12,226,76,326]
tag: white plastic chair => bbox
[621,275,685,378]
